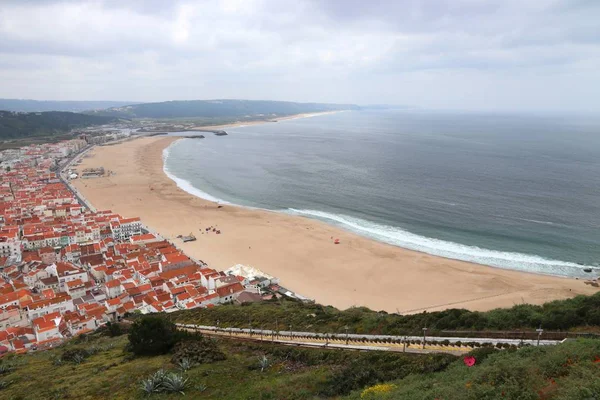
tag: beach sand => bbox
[72,136,599,313]
[188,111,344,130]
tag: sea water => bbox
[163,110,600,277]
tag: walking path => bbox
[176,323,562,355]
[59,145,97,212]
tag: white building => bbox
[45,262,89,290]
[27,296,74,320]
[0,237,21,259]
[110,217,143,241]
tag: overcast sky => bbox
[1,0,599,112]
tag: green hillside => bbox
[0,315,598,400]
[170,292,600,335]
[87,99,359,119]
[0,111,117,140]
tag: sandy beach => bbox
[188,111,344,131]
[72,135,599,313]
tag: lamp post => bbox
[403,336,407,353]
[422,327,428,349]
[345,325,349,345]
[249,316,252,337]
[260,326,263,341]
[216,319,220,334]
[536,326,544,346]
[289,324,293,340]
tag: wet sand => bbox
[72,136,599,313]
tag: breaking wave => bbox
[162,141,230,204]
[162,140,594,278]
[285,208,594,277]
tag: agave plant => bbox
[72,353,86,364]
[195,383,208,392]
[151,368,167,383]
[139,376,161,396]
[0,380,13,390]
[177,357,194,372]
[162,372,188,395]
[258,355,271,372]
[0,364,14,375]
[85,346,99,356]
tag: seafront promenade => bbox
[59,144,97,212]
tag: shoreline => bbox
[72,135,599,313]
[187,110,345,131]
[163,138,592,282]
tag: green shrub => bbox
[170,338,226,365]
[128,316,178,356]
[170,292,600,335]
[61,348,88,364]
[465,346,499,364]
[321,352,456,396]
[105,321,129,337]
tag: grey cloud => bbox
[0,0,598,112]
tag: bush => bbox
[321,352,456,396]
[465,346,499,364]
[128,316,178,356]
[62,348,89,364]
[171,338,226,365]
[74,333,89,344]
[105,321,129,337]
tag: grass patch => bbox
[3,324,598,399]
[1,330,444,399]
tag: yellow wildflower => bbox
[361,383,397,398]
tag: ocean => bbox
[163,110,600,277]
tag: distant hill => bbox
[0,99,138,113]
[87,99,360,119]
[0,111,117,139]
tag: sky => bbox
[1,0,599,112]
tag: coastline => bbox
[187,110,345,131]
[72,135,599,313]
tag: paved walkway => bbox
[59,145,97,212]
[175,323,560,355]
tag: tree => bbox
[128,316,178,356]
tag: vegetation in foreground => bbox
[170,292,600,336]
[346,339,600,400]
[0,316,599,399]
[0,317,456,399]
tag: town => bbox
[0,134,287,355]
